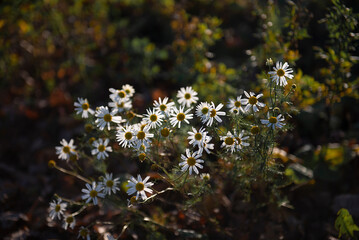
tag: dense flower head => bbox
[268,61,294,86]
[116,124,135,148]
[260,113,285,129]
[95,106,126,131]
[101,173,120,195]
[49,199,67,220]
[153,97,175,116]
[169,106,193,128]
[143,108,164,129]
[177,86,199,107]
[55,139,76,161]
[243,91,266,113]
[227,96,246,114]
[74,98,94,118]
[91,138,112,160]
[179,149,204,175]
[127,175,154,200]
[81,182,105,205]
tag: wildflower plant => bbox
[48,60,296,238]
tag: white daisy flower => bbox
[203,102,226,127]
[195,102,212,122]
[268,61,294,86]
[81,182,105,205]
[260,113,285,129]
[200,173,210,181]
[62,214,76,230]
[108,98,132,114]
[102,173,120,195]
[234,130,250,150]
[227,96,246,114]
[49,199,67,220]
[220,131,237,153]
[199,136,214,154]
[95,106,125,131]
[153,97,175,116]
[127,175,154,200]
[187,127,208,148]
[55,139,76,161]
[177,86,199,107]
[169,106,193,128]
[74,98,95,118]
[134,125,154,148]
[116,124,135,148]
[179,149,204,175]
[109,88,130,101]
[122,84,135,97]
[143,108,164,129]
[78,226,91,240]
[243,91,266,113]
[91,138,112,160]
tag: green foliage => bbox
[335,208,359,239]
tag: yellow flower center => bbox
[150,114,157,122]
[184,93,191,100]
[126,111,135,119]
[194,133,202,141]
[201,107,209,115]
[118,90,126,98]
[89,137,96,145]
[80,228,88,237]
[137,131,145,140]
[160,104,167,111]
[210,109,216,117]
[236,137,242,144]
[116,102,124,108]
[124,132,133,140]
[161,128,170,137]
[66,216,74,223]
[125,89,131,94]
[106,180,114,188]
[277,69,285,77]
[248,96,258,105]
[224,137,234,145]
[135,182,145,191]
[98,144,105,152]
[85,124,93,132]
[250,126,260,134]
[62,146,70,154]
[138,153,146,161]
[55,204,61,212]
[269,116,277,124]
[89,190,98,198]
[82,102,89,110]
[234,101,241,107]
[103,113,112,122]
[233,109,239,114]
[130,196,137,203]
[177,113,185,121]
[69,153,78,162]
[187,157,196,166]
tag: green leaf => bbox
[335,208,359,238]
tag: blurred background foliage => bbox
[1,0,359,239]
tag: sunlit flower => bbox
[260,113,285,129]
[95,106,125,131]
[199,136,215,154]
[153,97,175,116]
[78,226,90,240]
[56,139,76,161]
[169,106,193,128]
[143,108,164,129]
[116,124,135,148]
[268,61,294,86]
[203,102,226,126]
[177,86,199,107]
[133,125,154,148]
[187,127,207,148]
[108,98,132,114]
[102,173,120,195]
[49,199,67,220]
[243,91,265,113]
[227,96,246,114]
[195,102,212,122]
[127,175,154,200]
[234,130,250,150]
[220,131,237,153]
[179,149,204,175]
[122,84,135,97]
[81,182,105,205]
[91,138,112,160]
[200,173,210,181]
[74,98,94,118]
[62,214,76,230]
[109,88,130,101]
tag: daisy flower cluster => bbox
[49,61,295,238]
